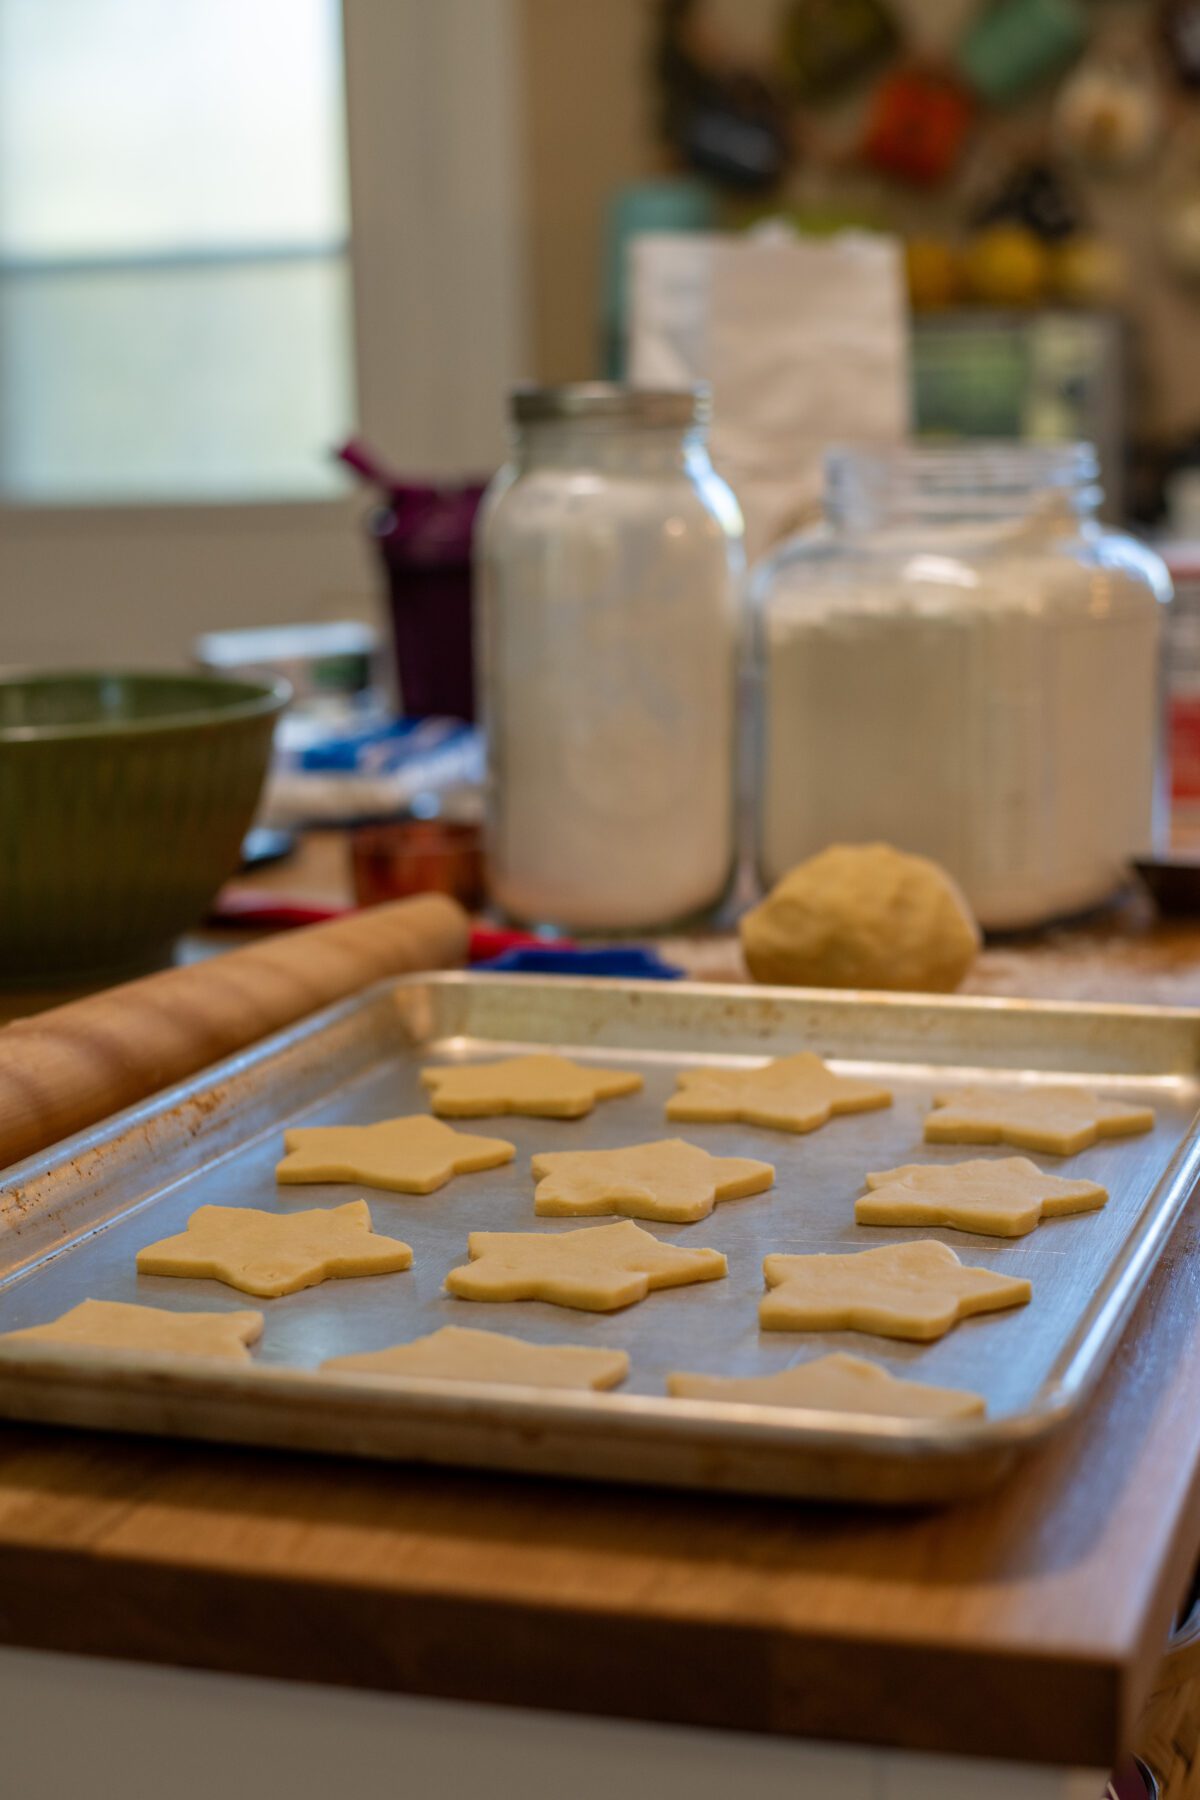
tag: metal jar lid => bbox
[509,383,710,427]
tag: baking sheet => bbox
[1,974,1198,1503]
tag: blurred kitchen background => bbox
[11,0,1200,648]
[10,0,1200,911]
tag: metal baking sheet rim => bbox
[0,972,1198,1506]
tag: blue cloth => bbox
[297,716,478,774]
[474,946,684,980]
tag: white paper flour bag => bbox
[627,227,909,558]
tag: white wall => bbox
[1,500,377,668]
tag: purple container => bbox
[368,481,487,721]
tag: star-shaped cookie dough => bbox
[276,1115,515,1195]
[924,1085,1155,1155]
[857,1157,1108,1238]
[667,1353,985,1420]
[445,1218,727,1312]
[322,1325,629,1391]
[421,1054,643,1120]
[0,1299,263,1362]
[759,1240,1030,1341]
[666,1052,891,1135]
[531,1138,774,1224]
[136,1199,413,1298]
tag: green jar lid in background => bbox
[958,0,1087,107]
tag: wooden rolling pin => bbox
[0,893,469,1171]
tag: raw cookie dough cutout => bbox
[760,1239,1030,1341]
[422,1054,643,1119]
[445,1219,726,1313]
[667,1052,891,1135]
[136,1200,413,1299]
[924,1085,1155,1155]
[0,1299,263,1362]
[322,1324,628,1391]
[857,1157,1108,1238]
[668,1352,985,1419]
[531,1138,774,1223]
[277,1115,515,1195]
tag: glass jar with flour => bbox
[477,385,743,931]
[751,444,1170,929]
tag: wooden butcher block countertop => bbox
[3,843,1200,1769]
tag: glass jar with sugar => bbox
[751,444,1170,929]
[477,384,743,931]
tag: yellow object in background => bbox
[1050,234,1125,305]
[962,225,1049,306]
[906,228,1124,313]
[904,237,962,310]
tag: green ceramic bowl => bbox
[0,671,290,985]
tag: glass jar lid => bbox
[509,383,709,428]
[825,441,1101,527]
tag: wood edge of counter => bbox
[0,1536,1126,1767]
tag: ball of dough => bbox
[740,844,980,994]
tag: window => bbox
[0,0,526,670]
[0,0,353,502]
